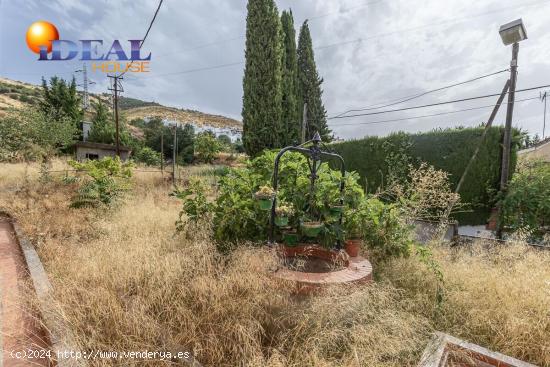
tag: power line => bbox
[328,96,539,127]
[331,69,509,118]
[315,0,550,51]
[328,84,550,120]
[120,0,164,77]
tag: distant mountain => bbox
[0,77,242,136]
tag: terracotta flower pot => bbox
[344,239,361,257]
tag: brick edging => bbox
[1,212,86,367]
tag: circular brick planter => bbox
[273,244,373,293]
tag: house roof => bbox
[75,141,132,152]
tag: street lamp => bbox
[499,18,528,45]
[497,19,527,239]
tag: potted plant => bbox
[342,208,363,257]
[301,216,324,238]
[282,228,299,246]
[275,204,294,227]
[254,185,275,210]
[329,201,345,217]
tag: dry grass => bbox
[1,160,549,366]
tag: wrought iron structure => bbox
[269,132,347,248]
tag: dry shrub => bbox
[380,242,550,366]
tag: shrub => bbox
[501,160,550,237]
[134,146,161,167]
[68,157,134,208]
[195,131,221,163]
[172,178,214,233]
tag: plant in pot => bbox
[342,207,364,257]
[275,204,294,227]
[254,185,275,210]
[282,227,299,247]
[300,215,324,238]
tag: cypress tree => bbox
[242,0,284,156]
[280,9,300,146]
[297,20,332,142]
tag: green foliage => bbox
[68,157,133,208]
[134,146,161,166]
[0,107,78,161]
[39,76,83,131]
[195,131,221,163]
[142,118,195,164]
[332,127,520,219]
[88,99,132,146]
[359,198,413,261]
[172,179,214,232]
[297,21,331,142]
[280,9,301,146]
[501,160,550,237]
[242,0,284,156]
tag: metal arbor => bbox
[269,132,347,248]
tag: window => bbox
[85,153,99,160]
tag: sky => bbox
[1,0,550,140]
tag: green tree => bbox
[88,99,131,145]
[195,131,221,163]
[39,76,83,131]
[142,118,195,164]
[297,21,331,142]
[0,107,78,161]
[242,0,284,156]
[280,9,301,146]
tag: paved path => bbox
[0,218,52,366]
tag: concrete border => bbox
[418,332,537,367]
[1,212,85,367]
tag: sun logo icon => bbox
[26,21,59,54]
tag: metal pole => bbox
[107,74,122,157]
[301,103,307,143]
[456,80,510,194]
[500,42,519,191]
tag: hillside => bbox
[0,77,242,132]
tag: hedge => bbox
[331,127,520,222]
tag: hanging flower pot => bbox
[301,221,324,237]
[255,186,275,211]
[275,216,289,227]
[275,204,294,226]
[282,230,299,246]
[344,239,361,257]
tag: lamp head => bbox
[499,18,527,46]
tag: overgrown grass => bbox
[0,161,548,366]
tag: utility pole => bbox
[301,103,308,143]
[107,74,123,157]
[499,42,519,192]
[172,124,177,182]
[541,91,548,140]
[160,131,164,174]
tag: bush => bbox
[68,157,134,208]
[332,127,521,220]
[134,147,161,167]
[501,160,550,237]
[195,131,221,163]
